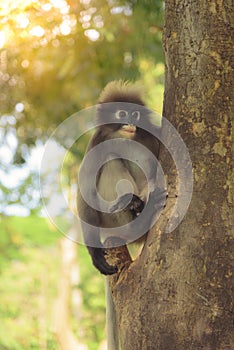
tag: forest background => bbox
[0,1,165,349]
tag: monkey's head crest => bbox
[99,80,146,106]
[96,80,154,133]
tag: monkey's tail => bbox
[105,277,119,350]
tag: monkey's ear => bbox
[99,80,146,105]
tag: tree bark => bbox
[110,1,234,349]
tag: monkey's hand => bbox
[110,193,145,216]
[88,246,118,275]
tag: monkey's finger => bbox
[109,203,120,213]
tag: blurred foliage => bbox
[0,216,61,349]
[0,215,107,349]
[78,243,106,349]
[0,2,165,348]
[0,215,59,271]
[0,0,164,142]
[0,0,164,214]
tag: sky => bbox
[0,118,45,216]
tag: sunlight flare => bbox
[0,31,6,49]
[30,25,45,37]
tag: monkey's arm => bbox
[110,193,145,216]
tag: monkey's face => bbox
[115,109,140,139]
[96,103,151,139]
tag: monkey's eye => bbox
[115,110,128,119]
[132,111,141,121]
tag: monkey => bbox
[77,80,166,350]
[77,80,165,276]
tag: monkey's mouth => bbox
[121,124,136,134]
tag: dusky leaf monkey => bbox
[77,80,164,275]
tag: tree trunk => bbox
[110,1,234,349]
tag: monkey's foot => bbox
[88,247,118,275]
[110,193,145,216]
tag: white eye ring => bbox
[132,111,140,121]
[115,110,128,119]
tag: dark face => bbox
[96,102,152,139]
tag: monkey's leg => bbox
[81,221,118,275]
[85,230,118,275]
